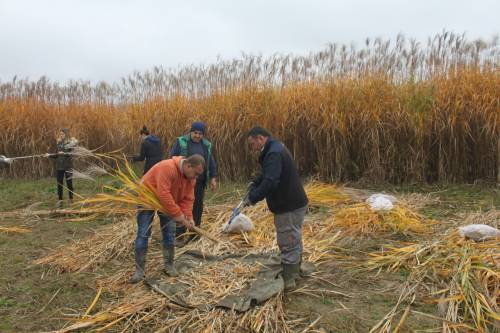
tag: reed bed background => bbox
[0,32,499,182]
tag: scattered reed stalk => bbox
[0,226,31,234]
[33,217,134,273]
[366,232,500,332]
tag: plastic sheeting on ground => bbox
[145,250,316,312]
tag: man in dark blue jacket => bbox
[245,126,308,290]
[133,126,164,175]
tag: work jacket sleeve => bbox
[168,140,181,158]
[208,151,217,178]
[155,168,183,219]
[252,174,263,187]
[48,143,59,158]
[49,143,57,153]
[248,152,282,204]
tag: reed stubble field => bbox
[0,176,498,332]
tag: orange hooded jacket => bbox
[141,156,195,220]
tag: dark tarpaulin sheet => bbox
[145,250,316,312]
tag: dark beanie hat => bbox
[190,122,206,134]
[140,125,150,135]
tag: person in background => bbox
[129,154,205,283]
[169,121,217,245]
[133,125,164,175]
[46,128,74,208]
[244,126,308,290]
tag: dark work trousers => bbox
[56,170,74,200]
[176,179,206,237]
[273,205,307,265]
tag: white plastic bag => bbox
[366,194,397,211]
[458,224,500,241]
[222,214,254,233]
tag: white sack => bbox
[222,213,254,233]
[366,194,397,211]
[458,224,500,241]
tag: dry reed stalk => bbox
[366,232,500,332]
[75,156,220,243]
[41,182,348,332]
[33,217,134,273]
[304,181,351,207]
[11,208,111,219]
[454,210,500,229]
[57,259,312,332]
[35,180,350,276]
[397,192,441,210]
[369,282,419,333]
[332,203,432,236]
[1,33,498,182]
[0,226,31,234]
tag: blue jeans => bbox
[135,209,176,250]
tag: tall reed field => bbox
[0,32,499,182]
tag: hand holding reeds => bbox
[183,219,195,230]
[174,214,195,230]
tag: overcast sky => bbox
[0,0,498,83]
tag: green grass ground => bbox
[0,176,498,332]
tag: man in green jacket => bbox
[169,122,217,245]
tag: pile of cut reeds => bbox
[332,203,432,236]
[33,217,135,273]
[366,231,500,332]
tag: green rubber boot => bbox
[163,245,178,277]
[282,263,301,291]
[129,248,147,284]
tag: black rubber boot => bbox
[282,263,301,291]
[129,248,147,284]
[163,245,178,277]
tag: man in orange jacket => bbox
[130,154,205,283]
